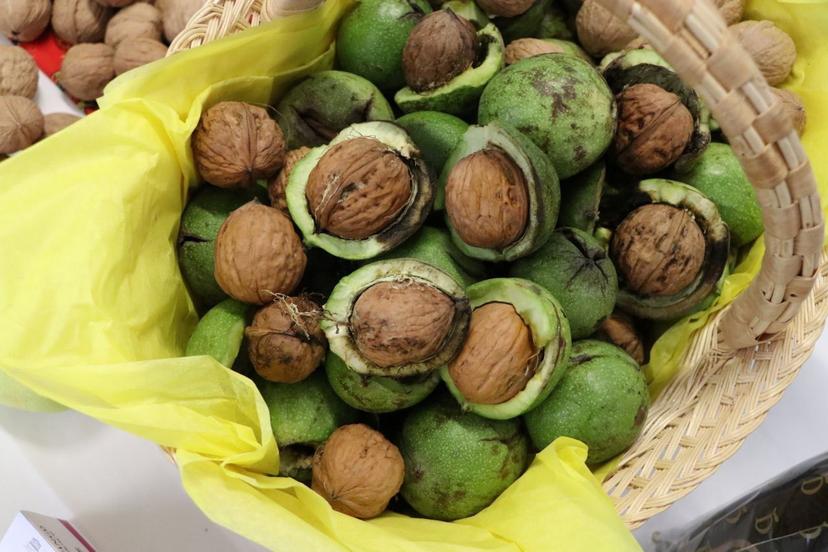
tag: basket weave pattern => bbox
[169,0,827,529]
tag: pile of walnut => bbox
[0,0,207,156]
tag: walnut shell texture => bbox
[105,2,163,46]
[611,204,706,297]
[445,147,529,250]
[95,0,137,6]
[596,312,645,365]
[157,0,205,42]
[713,0,745,25]
[113,37,167,75]
[52,0,113,45]
[614,83,694,175]
[730,20,796,86]
[306,137,412,240]
[57,43,116,102]
[0,46,38,98]
[269,146,311,212]
[193,101,286,188]
[0,96,44,154]
[576,0,638,57]
[0,0,51,42]
[44,113,82,137]
[312,424,404,519]
[246,295,327,383]
[505,38,566,65]
[214,202,307,305]
[771,87,806,136]
[448,302,537,405]
[403,9,478,93]
[476,0,533,18]
[350,280,456,369]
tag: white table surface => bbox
[3,38,827,552]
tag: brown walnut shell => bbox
[246,295,327,383]
[350,280,456,369]
[105,2,163,46]
[44,113,82,137]
[576,0,638,57]
[476,0,533,18]
[445,147,529,250]
[269,146,311,212]
[306,137,412,240]
[57,43,116,102]
[95,0,137,7]
[611,204,706,297]
[312,424,404,519]
[614,83,694,175]
[504,38,566,65]
[402,9,478,93]
[0,96,44,154]
[448,302,537,405]
[770,87,806,136]
[214,202,307,305]
[595,312,645,365]
[157,0,205,42]
[0,46,38,99]
[0,0,51,42]
[730,20,796,86]
[714,0,745,25]
[113,37,167,75]
[192,101,286,188]
[52,0,113,45]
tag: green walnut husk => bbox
[396,111,469,178]
[326,352,441,413]
[442,0,490,26]
[395,23,505,116]
[184,299,252,372]
[336,0,432,91]
[537,1,574,40]
[494,0,546,41]
[672,142,763,247]
[601,179,730,321]
[442,278,572,419]
[399,393,530,520]
[322,259,471,378]
[558,161,606,233]
[440,122,560,262]
[601,48,711,168]
[524,340,649,465]
[275,70,395,149]
[286,121,433,261]
[510,227,618,339]
[479,53,616,179]
[178,186,263,309]
[260,371,361,482]
[377,226,487,288]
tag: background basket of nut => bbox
[0,0,825,549]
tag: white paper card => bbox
[0,512,95,552]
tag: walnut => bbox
[269,146,310,212]
[214,202,307,305]
[402,9,478,93]
[113,37,167,75]
[730,20,796,86]
[596,312,645,365]
[770,87,806,136]
[713,0,744,25]
[476,0,534,18]
[57,43,116,102]
[105,2,163,46]
[0,46,38,99]
[246,295,326,383]
[611,204,706,297]
[504,38,565,65]
[0,0,51,42]
[624,36,651,50]
[576,0,638,57]
[0,96,44,154]
[157,0,205,42]
[52,0,113,45]
[192,101,286,188]
[95,0,137,6]
[614,83,694,175]
[44,113,82,137]
[445,147,529,250]
[350,280,456,368]
[312,424,404,519]
[448,302,537,404]
[305,137,412,240]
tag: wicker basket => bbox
[170,0,826,529]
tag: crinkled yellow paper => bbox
[0,0,824,550]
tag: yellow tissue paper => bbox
[0,0,824,550]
